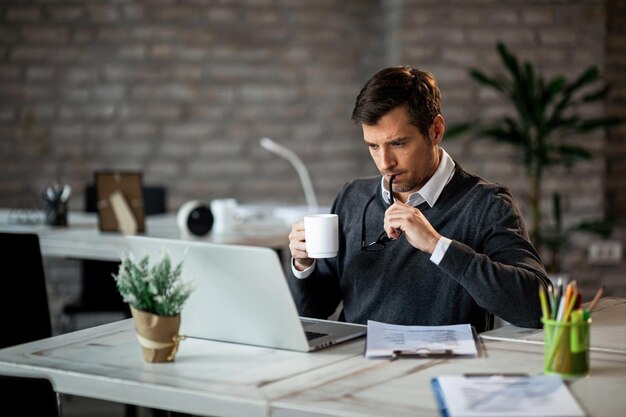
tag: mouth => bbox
[385,173,401,182]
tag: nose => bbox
[378,147,396,171]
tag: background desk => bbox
[0,298,625,417]
[0,209,290,261]
[1,208,293,334]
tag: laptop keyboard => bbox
[305,331,328,341]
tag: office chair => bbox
[0,232,60,417]
[61,185,167,331]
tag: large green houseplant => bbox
[114,252,194,362]
[458,42,621,272]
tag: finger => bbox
[383,202,407,239]
[383,215,402,239]
[292,219,305,232]
[289,227,306,243]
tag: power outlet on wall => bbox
[588,241,623,265]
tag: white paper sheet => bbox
[432,375,586,417]
[365,320,478,358]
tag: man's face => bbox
[362,105,444,200]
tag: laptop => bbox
[126,236,366,352]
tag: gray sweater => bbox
[288,164,550,332]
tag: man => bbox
[288,66,550,331]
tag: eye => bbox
[367,143,379,151]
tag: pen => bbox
[464,373,528,377]
[556,294,566,321]
[549,286,558,320]
[588,285,605,313]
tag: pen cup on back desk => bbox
[542,315,591,378]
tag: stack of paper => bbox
[365,320,478,359]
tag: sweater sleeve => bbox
[286,188,347,320]
[287,260,343,319]
[437,190,551,329]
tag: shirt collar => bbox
[381,147,456,207]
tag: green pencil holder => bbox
[542,316,591,378]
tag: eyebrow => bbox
[363,136,411,146]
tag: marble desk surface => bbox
[1,313,625,417]
[481,297,626,354]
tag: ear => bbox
[431,115,445,145]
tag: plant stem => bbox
[530,162,543,253]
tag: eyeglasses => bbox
[361,175,400,252]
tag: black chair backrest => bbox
[0,233,58,416]
[0,232,52,348]
[85,185,167,215]
[0,375,59,416]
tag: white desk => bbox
[1,298,625,417]
[0,209,290,261]
[481,297,626,354]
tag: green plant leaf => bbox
[580,85,610,103]
[113,252,194,316]
[469,69,506,93]
[460,41,626,254]
[497,42,521,84]
[574,218,615,239]
[444,122,474,138]
[563,66,600,96]
[575,116,624,133]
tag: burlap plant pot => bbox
[131,307,184,363]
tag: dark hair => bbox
[351,66,441,137]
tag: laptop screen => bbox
[126,236,312,351]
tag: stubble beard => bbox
[389,158,438,194]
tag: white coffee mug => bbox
[304,214,339,258]
[210,198,238,234]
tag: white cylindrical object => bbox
[304,214,338,258]
[210,198,238,234]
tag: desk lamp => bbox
[259,137,318,212]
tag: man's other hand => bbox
[384,203,441,253]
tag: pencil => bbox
[539,287,550,321]
[545,291,580,370]
[588,285,605,312]
[562,291,578,323]
[563,282,574,316]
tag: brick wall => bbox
[1,0,380,210]
[1,1,625,319]
[0,1,614,217]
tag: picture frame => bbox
[94,171,145,233]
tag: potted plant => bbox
[113,252,194,363]
[454,42,621,273]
